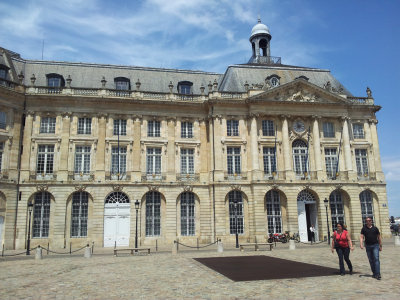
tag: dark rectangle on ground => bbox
[194,255,338,281]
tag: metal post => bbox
[135,200,139,249]
[234,198,239,248]
[26,202,33,255]
[324,198,331,245]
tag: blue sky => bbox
[1,0,399,216]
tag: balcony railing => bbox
[248,55,282,65]
[347,96,374,105]
[141,173,166,182]
[67,172,94,181]
[263,171,285,180]
[326,171,349,181]
[176,173,200,182]
[357,172,376,181]
[295,171,317,180]
[224,172,247,181]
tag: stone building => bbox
[0,20,389,250]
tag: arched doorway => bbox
[297,190,318,242]
[104,192,130,247]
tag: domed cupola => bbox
[248,18,275,64]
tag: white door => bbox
[104,203,130,247]
[0,216,4,246]
[297,202,308,242]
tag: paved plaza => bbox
[1,239,399,299]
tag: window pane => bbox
[71,192,88,237]
[266,190,282,234]
[323,122,335,138]
[0,111,6,129]
[181,192,195,236]
[146,192,161,236]
[263,147,276,174]
[227,120,239,136]
[113,119,127,136]
[229,191,244,234]
[262,120,275,136]
[33,192,51,238]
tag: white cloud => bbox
[382,156,400,181]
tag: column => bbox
[312,116,323,178]
[213,115,224,181]
[57,112,71,181]
[167,118,176,181]
[250,115,260,180]
[20,111,34,181]
[364,121,375,174]
[369,119,384,180]
[95,114,106,180]
[281,116,292,179]
[132,115,142,181]
[341,117,353,173]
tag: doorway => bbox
[297,190,319,243]
[103,192,130,247]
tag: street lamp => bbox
[323,198,331,245]
[135,200,140,249]
[233,198,239,248]
[26,200,34,255]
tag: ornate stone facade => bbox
[0,21,389,250]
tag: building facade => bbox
[0,20,389,250]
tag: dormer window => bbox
[46,73,65,87]
[114,77,130,90]
[177,81,193,95]
[266,74,280,88]
[296,75,309,81]
[0,66,8,80]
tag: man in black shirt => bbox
[360,217,382,280]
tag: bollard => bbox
[217,240,224,253]
[289,239,296,250]
[84,244,92,258]
[172,240,178,255]
[35,245,43,260]
[395,235,400,246]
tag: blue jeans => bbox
[365,244,380,276]
[335,247,352,274]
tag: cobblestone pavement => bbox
[1,239,399,299]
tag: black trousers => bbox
[336,247,353,274]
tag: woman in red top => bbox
[331,222,354,275]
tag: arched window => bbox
[360,190,374,225]
[46,73,65,87]
[33,192,51,238]
[329,191,344,229]
[146,191,161,236]
[71,191,89,237]
[105,192,130,204]
[292,140,308,175]
[180,192,195,236]
[297,190,315,203]
[259,39,267,56]
[266,190,282,234]
[228,191,244,234]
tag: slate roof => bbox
[1,47,352,96]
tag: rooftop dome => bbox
[250,18,271,40]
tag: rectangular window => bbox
[36,145,54,174]
[40,117,56,134]
[0,69,7,79]
[111,146,127,177]
[262,120,275,136]
[146,148,161,175]
[77,118,92,135]
[115,81,129,90]
[181,148,194,174]
[353,123,364,139]
[325,148,338,178]
[0,142,4,172]
[180,192,195,236]
[74,146,91,174]
[323,122,335,138]
[355,149,368,176]
[181,122,193,138]
[0,111,6,129]
[113,119,127,136]
[48,77,61,87]
[227,147,241,175]
[263,147,276,175]
[148,120,161,137]
[227,120,239,136]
